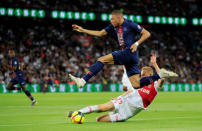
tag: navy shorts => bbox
[46,80,53,85]
[112,49,140,77]
[10,77,26,86]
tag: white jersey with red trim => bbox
[137,82,159,108]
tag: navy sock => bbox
[140,74,160,87]
[24,91,34,101]
[83,61,104,82]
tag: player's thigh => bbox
[96,114,111,122]
[98,101,115,112]
[129,74,140,89]
[98,54,114,64]
[6,82,14,89]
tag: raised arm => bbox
[150,54,160,73]
[137,28,151,45]
[131,28,151,52]
[72,24,107,37]
[150,54,165,88]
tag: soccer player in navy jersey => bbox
[69,10,178,89]
[42,69,54,93]
[3,50,37,106]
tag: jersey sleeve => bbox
[130,22,143,33]
[104,24,114,35]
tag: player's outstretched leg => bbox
[6,81,21,91]
[131,68,178,89]
[67,101,114,117]
[69,54,114,88]
[140,68,178,87]
[21,85,37,106]
[69,61,104,88]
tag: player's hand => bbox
[130,43,138,52]
[72,24,84,33]
[150,53,157,64]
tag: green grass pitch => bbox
[0,92,202,131]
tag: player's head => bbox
[8,49,15,58]
[141,66,153,78]
[110,10,124,27]
[45,69,49,73]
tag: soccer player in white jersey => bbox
[67,54,169,122]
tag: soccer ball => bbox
[71,111,85,124]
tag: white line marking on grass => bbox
[0,116,201,127]
[132,116,202,121]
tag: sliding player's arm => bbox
[150,54,160,73]
[150,54,165,88]
[72,24,107,37]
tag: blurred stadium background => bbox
[0,0,202,130]
[0,0,201,93]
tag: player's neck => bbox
[119,18,124,26]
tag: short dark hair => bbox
[111,10,123,16]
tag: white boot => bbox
[159,68,178,78]
[69,74,86,88]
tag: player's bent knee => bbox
[97,57,105,63]
[123,86,128,91]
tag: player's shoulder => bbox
[125,19,137,25]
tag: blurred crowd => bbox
[1,0,201,17]
[0,22,201,84]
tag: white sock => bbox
[79,105,98,114]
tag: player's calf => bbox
[96,114,111,122]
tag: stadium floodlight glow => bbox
[136,15,142,23]
[7,8,14,16]
[81,12,87,20]
[23,9,30,17]
[101,13,108,21]
[154,16,160,24]
[0,7,6,16]
[59,11,66,19]
[168,17,173,24]
[38,10,45,18]
[174,17,180,25]
[180,18,186,25]
[15,8,22,17]
[74,12,80,20]
[161,16,167,24]
[66,11,73,19]
[30,9,37,17]
[129,15,135,22]
[192,18,199,25]
[148,16,154,23]
[88,12,95,21]
[51,10,58,19]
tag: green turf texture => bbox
[0,92,202,131]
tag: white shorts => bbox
[109,90,144,122]
[122,67,134,91]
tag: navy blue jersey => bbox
[11,57,24,78]
[104,19,143,49]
